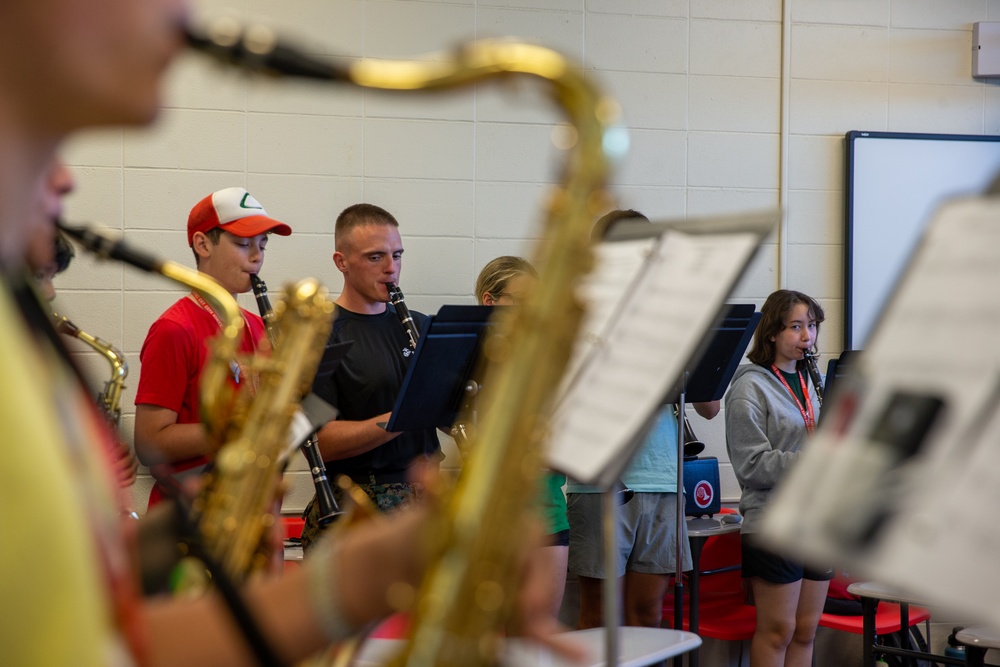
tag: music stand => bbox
[822,349,860,412]
[660,303,759,645]
[311,340,354,390]
[385,305,496,432]
[545,212,774,667]
[666,303,761,405]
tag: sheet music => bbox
[547,222,766,487]
[763,196,1000,627]
[557,237,657,395]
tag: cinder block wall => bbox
[55,0,1000,514]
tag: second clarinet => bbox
[249,273,341,525]
[387,281,419,350]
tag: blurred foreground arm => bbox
[144,506,429,667]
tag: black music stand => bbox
[661,303,759,651]
[311,340,354,391]
[385,305,496,432]
[298,340,353,432]
[664,303,761,405]
[823,349,860,410]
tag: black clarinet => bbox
[386,282,419,350]
[249,274,341,525]
[802,346,825,409]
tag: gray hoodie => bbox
[724,363,820,534]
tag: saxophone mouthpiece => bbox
[184,19,349,82]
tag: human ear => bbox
[191,232,212,260]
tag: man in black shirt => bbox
[302,203,440,548]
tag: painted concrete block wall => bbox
[54,0,1000,513]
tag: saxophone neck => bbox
[53,312,129,425]
[54,312,128,375]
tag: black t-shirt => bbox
[314,304,440,477]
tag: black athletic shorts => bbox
[741,534,834,584]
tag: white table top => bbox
[845,581,929,606]
[687,516,743,538]
[284,542,303,562]
[957,626,1000,650]
[353,627,702,667]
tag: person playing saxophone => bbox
[133,186,291,508]
[28,157,138,490]
[301,203,441,550]
[0,3,591,665]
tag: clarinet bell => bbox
[684,440,705,459]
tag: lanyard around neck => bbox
[770,364,815,434]
[188,292,258,393]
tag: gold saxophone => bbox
[57,222,335,583]
[52,313,128,428]
[187,25,618,665]
[192,278,334,580]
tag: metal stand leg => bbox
[862,596,876,667]
[900,602,911,667]
[602,489,619,667]
[674,387,689,667]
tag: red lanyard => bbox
[771,364,815,433]
[188,292,259,394]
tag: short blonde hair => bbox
[475,256,537,305]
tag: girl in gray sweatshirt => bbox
[725,289,830,667]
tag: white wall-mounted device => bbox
[973,22,1000,78]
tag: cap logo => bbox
[240,193,263,210]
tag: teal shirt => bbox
[566,405,680,493]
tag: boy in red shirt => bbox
[134,187,291,507]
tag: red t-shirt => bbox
[136,296,266,506]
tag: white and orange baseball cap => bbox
[187,187,292,246]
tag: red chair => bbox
[282,515,305,540]
[820,601,931,664]
[820,603,931,635]
[663,518,757,642]
[281,516,305,570]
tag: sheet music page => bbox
[557,237,657,397]
[547,228,762,487]
[763,196,1000,626]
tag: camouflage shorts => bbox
[299,478,423,552]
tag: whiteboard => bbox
[845,131,1000,348]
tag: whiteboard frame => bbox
[845,130,1000,349]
